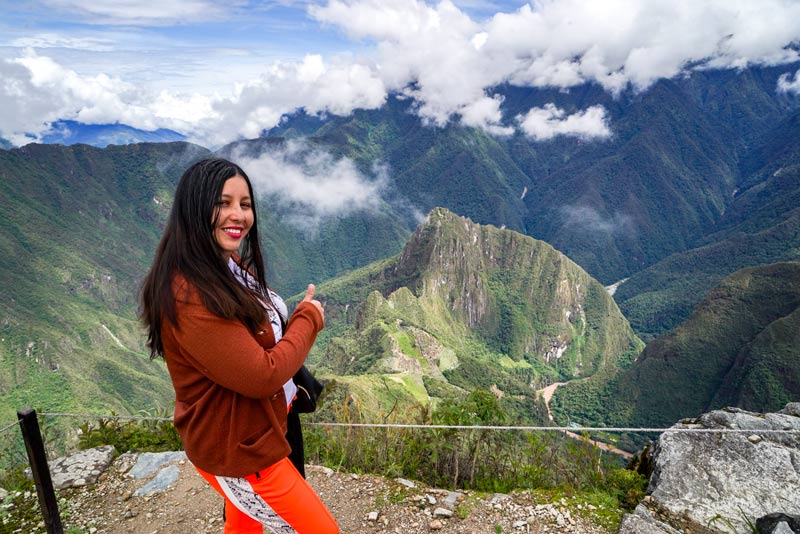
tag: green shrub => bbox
[304,387,648,520]
[603,468,647,510]
[77,413,182,454]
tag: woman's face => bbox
[213,175,254,260]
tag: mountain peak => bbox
[425,206,459,223]
[331,207,641,380]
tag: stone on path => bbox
[34,445,117,490]
[134,464,181,496]
[129,451,186,480]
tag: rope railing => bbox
[38,412,172,422]
[306,422,800,434]
[26,412,800,434]
[0,420,20,434]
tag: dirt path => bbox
[538,382,568,422]
[50,455,615,534]
[536,382,633,460]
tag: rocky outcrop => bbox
[619,403,800,534]
[26,444,116,490]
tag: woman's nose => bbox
[228,205,243,220]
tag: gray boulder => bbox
[129,451,187,496]
[27,445,117,489]
[618,503,683,533]
[129,451,186,480]
[619,403,800,533]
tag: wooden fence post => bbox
[17,408,63,534]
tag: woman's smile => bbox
[223,226,244,238]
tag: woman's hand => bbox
[302,284,324,324]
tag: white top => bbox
[228,258,297,406]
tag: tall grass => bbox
[303,389,646,509]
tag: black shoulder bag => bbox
[291,365,324,413]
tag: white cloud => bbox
[11,34,115,52]
[196,54,387,147]
[3,0,800,146]
[484,0,800,93]
[41,0,228,24]
[0,60,62,145]
[778,70,800,94]
[234,141,389,232]
[309,0,800,134]
[151,91,216,126]
[459,95,514,135]
[517,104,611,141]
[0,50,170,141]
[312,0,509,129]
[561,205,633,235]
[0,51,384,148]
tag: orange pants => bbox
[196,457,339,534]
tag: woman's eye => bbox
[241,203,251,209]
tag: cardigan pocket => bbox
[238,425,276,450]
[238,390,286,451]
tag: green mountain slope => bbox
[615,107,800,337]
[553,262,800,434]
[614,212,800,338]
[710,303,800,411]
[310,208,643,421]
[676,65,800,148]
[0,142,210,421]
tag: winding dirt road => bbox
[536,381,633,459]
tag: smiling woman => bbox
[139,157,338,534]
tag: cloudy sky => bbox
[2,0,800,148]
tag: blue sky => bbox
[1,0,800,147]
[0,1,526,91]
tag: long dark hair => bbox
[140,158,271,359]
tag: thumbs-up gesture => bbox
[302,284,324,324]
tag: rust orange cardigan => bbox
[161,276,324,477]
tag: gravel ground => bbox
[10,454,618,534]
